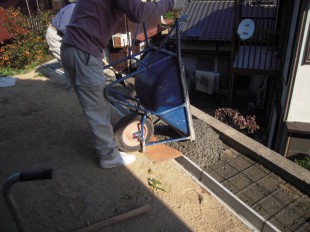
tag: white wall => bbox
[287,3,310,123]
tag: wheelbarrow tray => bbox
[135,49,191,136]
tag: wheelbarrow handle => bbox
[19,168,53,182]
[2,169,53,232]
[3,168,54,194]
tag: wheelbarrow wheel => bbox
[114,113,154,152]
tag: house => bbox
[105,0,173,72]
[176,0,310,159]
[106,15,167,72]
[276,0,310,158]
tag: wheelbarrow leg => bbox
[140,114,147,153]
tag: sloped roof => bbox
[181,0,276,41]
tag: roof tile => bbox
[181,0,276,41]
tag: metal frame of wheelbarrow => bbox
[104,15,195,152]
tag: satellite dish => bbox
[237,19,255,40]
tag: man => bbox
[60,0,184,169]
[45,0,77,61]
[46,0,77,89]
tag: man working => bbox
[46,0,77,61]
[61,0,185,169]
[46,0,77,89]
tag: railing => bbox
[232,16,282,75]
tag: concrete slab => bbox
[190,106,310,195]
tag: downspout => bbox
[229,0,239,107]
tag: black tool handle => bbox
[2,169,53,232]
[19,169,53,182]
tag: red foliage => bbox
[215,108,260,134]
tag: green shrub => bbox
[164,12,175,20]
[295,156,310,171]
[0,7,53,73]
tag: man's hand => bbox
[173,0,187,11]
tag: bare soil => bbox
[0,65,251,232]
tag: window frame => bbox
[303,25,310,64]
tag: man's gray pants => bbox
[45,26,72,89]
[45,26,62,60]
[60,44,120,161]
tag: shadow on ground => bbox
[0,73,192,232]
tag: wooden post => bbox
[75,204,151,232]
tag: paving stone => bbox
[222,173,252,194]
[229,156,254,171]
[209,171,225,182]
[242,164,270,182]
[256,173,286,194]
[213,163,240,180]
[271,206,308,231]
[253,193,290,219]
[236,183,270,206]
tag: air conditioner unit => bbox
[195,70,220,95]
[112,33,131,48]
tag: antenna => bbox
[237,19,255,40]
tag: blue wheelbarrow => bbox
[104,15,195,152]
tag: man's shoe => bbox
[100,152,136,169]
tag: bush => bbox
[0,7,53,72]
[295,156,310,171]
[164,12,175,20]
[215,108,260,134]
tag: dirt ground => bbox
[0,65,251,232]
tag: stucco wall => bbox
[287,3,310,123]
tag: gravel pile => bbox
[155,118,225,168]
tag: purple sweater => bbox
[63,0,174,57]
